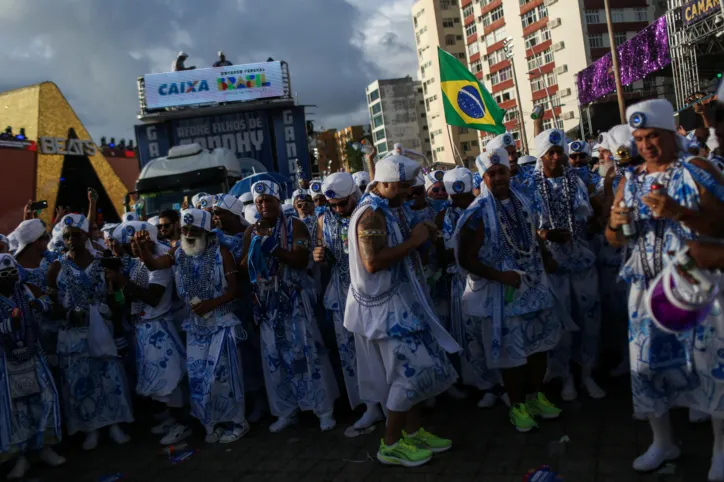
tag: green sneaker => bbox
[403,427,452,453]
[526,392,562,420]
[376,438,433,467]
[510,403,538,432]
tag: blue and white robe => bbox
[56,256,134,435]
[174,239,246,432]
[252,215,340,418]
[0,286,61,458]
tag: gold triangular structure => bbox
[0,82,127,224]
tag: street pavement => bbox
[14,377,714,482]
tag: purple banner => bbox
[576,16,670,106]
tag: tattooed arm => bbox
[357,208,430,274]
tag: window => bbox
[487,48,506,67]
[443,18,454,28]
[373,114,383,128]
[457,52,467,60]
[370,103,381,116]
[531,76,546,92]
[490,66,512,85]
[468,41,479,57]
[471,59,483,73]
[368,89,379,103]
[504,110,519,122]
[462,4,474,18]
[527,48,552,71]
[544,48,554,64]
[485,27,508,46]
[461,141,470,152]
[525,28,551,50]
[612,9,624,23]
[446,35,456,45]
[588,33,603,49]
[614,32,627,45]
[377,141,388,154]
[465,22,477,37]
[482,6,504,27]
[493,88,514,104]
[635,8,647,22]
[585,9,600,24]
[373,128,386,142]
[543,118,564,130]
[459,127,469,134]
[522,5,547,27]
[546,71,557,86]
[454,17,460,23]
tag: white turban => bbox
[607,124,637,161]
[59,214,89,233]
[147,216,160,226]
[534,129,566,158]
[475,147,510,175]
[308,180,324,199]
[14,219,46,256]
[112,221,158,245]
[352,171,370,188]
[486,132,515,151]
[424,170,446,191]
[568,140,591,156]
[251,180,281,202]
[240,192,253,204]
[244,204,260,225]
[413,172,425,188]
[7,232,17,252]
[292,189,311,201]
[518,155,537,165]
[195,195,215,210]
[442,167,473,195]
[121,212,138,223]
[627,99,677,133]
[191,192,211,208]
[180,208,212,232]
[50,233,65,252]
[101,223,118,240]
[215,193,244,217]
[322,172,356,200]
[373,155,420,184]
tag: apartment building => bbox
[335,125,367,171]
[412,0,482,166]
[460,0,658,152]
[366,77,430,159]
[312,129,341,174]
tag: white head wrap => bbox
[534,129,566,158]
[292,189,311,201]
[251,180,281,202]
[101,223,118,240]
[180,208,212,232]
[147,216,160,226]
[121,212,138,223]
[195,195,215,210]
[60,214,89,233]
[352,171,370,188]
[424,170,446,191]
[14,219,46,256]
[486,132,516,152]
[244,204,260,225]
[413,172,425,188]
[240,192,253,204]
[322,172,356,200]
[442,167,473,195]
[191,192,211,209]
[626,99,677,133]
[518,155,537,165]
[7,232,17,252]
[308,180,324,199]
[214,193,244,218]
[607,124,637,161]
[112,221,158,245]
[373,155,420,183]
[568,140,591,157]
[475,147,510,175]
[50,233,65,253]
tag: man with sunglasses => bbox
[312,173,384,431]
[309,179,328,217]
[157,209,181,248]
[568,140,599,195]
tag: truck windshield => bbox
[140,182,225,215]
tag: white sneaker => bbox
[477,392,499,409]
[7,456,29,480]
[220,421,250,444]
[269,415,298,433]
[633,444,681,472]
[690,408,710,424]
[108,424,130,445]
[446,385,467,400]
[151,417,177,435]
[709,452,724,482]
[83,430,100,451]
[353,405,384,430]
[160,423,192,446]
[582,377,606,399]
[319,412,336,432]
[205,426,226,443]
[39,447,66,467]
[561,378,578,402]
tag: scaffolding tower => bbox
[666,0,724,110]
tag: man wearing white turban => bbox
[531,129,606,403]
[47,214,134,451]
[345,154,459,467]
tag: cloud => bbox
[0,0,418,141]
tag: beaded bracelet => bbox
[359,229,385,238]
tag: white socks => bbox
[353,403,384,430]
[633,413,680,472]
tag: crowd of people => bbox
[3,92,724,480]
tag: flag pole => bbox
[446,124,464,167]
[604,0,626,123]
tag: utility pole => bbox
[503,38,529,154]
[604,0,626,123]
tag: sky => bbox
[0,0,420,143]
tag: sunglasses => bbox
[430,187,446,194]
[157,223,173,230]
[0,268,18,278]
[328,198,350,210]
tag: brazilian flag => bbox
[438,47,506,135]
